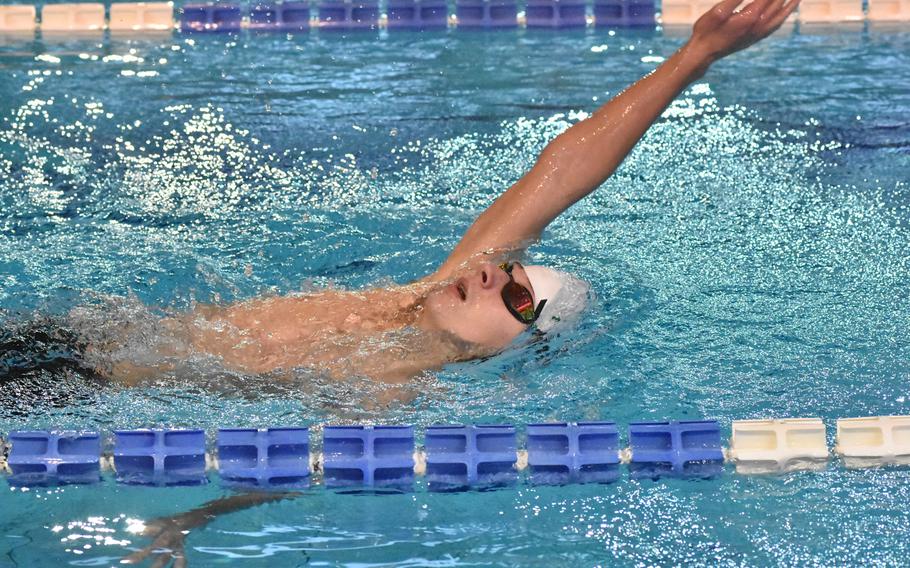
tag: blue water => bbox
[1,23,909,566]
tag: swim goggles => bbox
[499,262,547,325]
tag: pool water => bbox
[1,24,909,566]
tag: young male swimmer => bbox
[119,0,800,562]
[98,0,799,386]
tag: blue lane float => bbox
[249,2,311,31]
[317,0,379,29]
[593,0,655,26]
[628,420,724,478]
[455,0,518,27]
[6,431,100,486]
[525,0,587,28]
[424,424,517,490]
[322,425,415,488]
[217,428,310,487]
[4,415,909,489]
[113,429,207,486]
[526,422,621,485]
[180,3,242,32]
[387,0,449,29]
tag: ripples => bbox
[8,471,906,566]
[3,72,908,424]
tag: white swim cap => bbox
[523,265,589,333]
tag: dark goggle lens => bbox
[502,281,536,322]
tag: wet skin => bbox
[104,256,536,383]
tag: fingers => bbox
[122,546,178,568]
[173,541,188,568]
[734,0,777,22]
[761,0,787,20]
[121,535,182,566]
[769,0,801,25]
[711,0,751,20]
[757,0,799,35]
[150,552,172,568]
[121,547,154,565]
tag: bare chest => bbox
[184,290,438,378]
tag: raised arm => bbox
[429,0,799,280]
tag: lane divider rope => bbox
[1,417,908,488]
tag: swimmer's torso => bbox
[80,255,506,384]
[159,284,479,382]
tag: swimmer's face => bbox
[422,262,536,350]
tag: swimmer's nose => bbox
[479,263,501,290]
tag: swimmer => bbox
[66,0,800,387]
[111,0,801,559]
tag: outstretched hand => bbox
[689,0,801,62]
[121,518,188,568]
[119,491,297,567]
